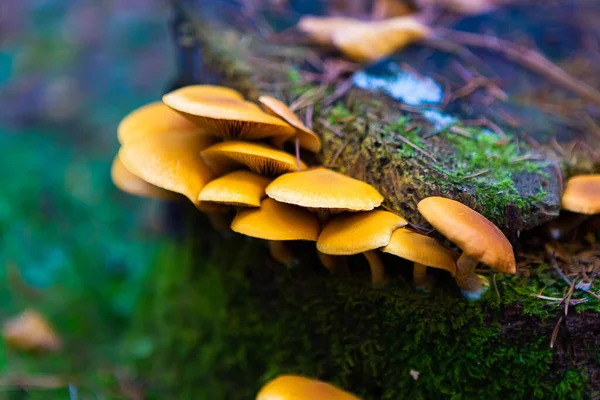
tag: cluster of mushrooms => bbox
[112,84,600,300]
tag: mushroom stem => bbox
[316,210,330,224]
[269,241,294,264]
[363,250,386,286]
[456,253,488,300]
[317,251,350,276]
[205,212,231,233]
[546,214,590,240]
[295,135,301,170]
[412,262,431,291]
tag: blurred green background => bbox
[0,1,178,397]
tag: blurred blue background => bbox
[0,1,178,396]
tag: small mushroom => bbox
[119,131,215,206]
[201,141,307,176]
[561,174,600,215]
[317,210,408,285]
[117,101,200,145]
[111,155,179,201]
[231,198,320,264]
[3,309,62,352]
[381,228,456,291]
[297,16,430,63]
[417,196,516,300]
[257,375,359,400]
[198,170,271,208]
[266,167,383,216]
[258,95,322,153]
[163,86,295,140]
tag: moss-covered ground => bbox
[133,225,597,399]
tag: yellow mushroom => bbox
[258,95,322,153]
[202,141,307,176]
[561,174,600,215]
[417,197,515,300]
[231,198,320,264]
[381,228,456,291]
[266,167,383,215]
[198,170,271,208]
[163,85,295,140]
[3,309,62,352]
[119,130,215,206]
[257,375,359,400]
[317,210,407,285]
[111,155,179,201]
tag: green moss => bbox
[132,235,592,400]
[431,127,550,222]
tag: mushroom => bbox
[201,141,307,176]
[231,198,320,264]
[117,101,201,145]
[3,309,62,352]
[266,167,383,218]
[561,174,600,215]
[258,95,322,153]
[257,375,359,400]
[317,210,408,285]
[297,16,430,63]
[198,170,271,208]
[417,196,516,300]
[381,228,456,291]
[111,155,179,201]
[119,130,216,206]
[267,167,384,272]
[163,86,295,140]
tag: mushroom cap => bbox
[163,86,295,140]
[117,102,201,144]
[202,141,307,176]
[331,17,430,62]
[258,96,322,153]
[417,197,515,273]
[111,154,179,201]
[257,375,359,400]
[381,228,457,276]
[317,210,408,255]
[561,174,600,214]
[3,309,62,352]
[266,167,384,211]
[231,198,319,241]
[297,16,359,45]
[119,131,215,205]
[198,170,271,207]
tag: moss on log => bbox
[131,209,598,399]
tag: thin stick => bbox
[319,119,344,137]
[435,29,600,107]
[395,133,437,163]
[550,316,564,349]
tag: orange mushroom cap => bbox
[163,86,295,140]
[231,198,319,241]
[417,197,515,274]
[266,167,383,211]
[257,375,359,400]
[331,17,430,63]
[297,16,358,45]
[381,228,457,276]
[317,210,408,255]
[117,102,201,144]
[198,170,271,207]
[111,154,179,201]
[258,95,322,153]
[119,131,215,205]
[202,141,307,176]
[3,309,62,352]
[561,174,600,214]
